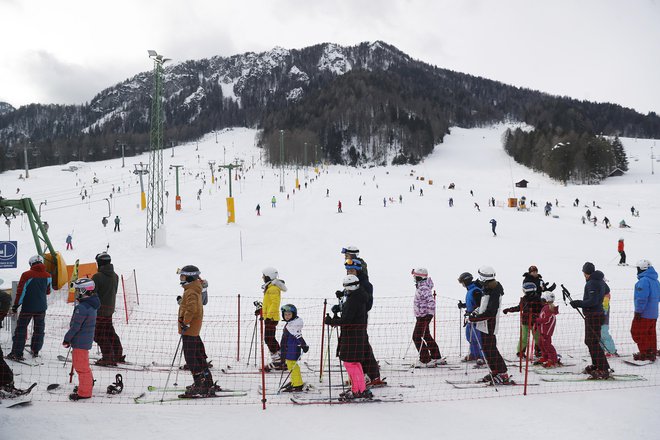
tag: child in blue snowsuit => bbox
[458,273,485,363]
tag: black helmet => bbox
[458,272,473,285]
[95,252,111,266]
[281,304,297,320]
[178,265,201,285]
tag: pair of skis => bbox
[134,385,248,404]
[0,383,37,408]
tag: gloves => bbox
[254,308,262,316]
[569,300,582,309]
[180,322,190,333]
[331,304,341,314]
[634,312,642,320]
[546,282,557,292]
[301,344,309,353]
[11,305,19,314]
[503,308,509,314]
[176,295,182,305]
[457,301,466,309]
[62,341,71,348]
[324,314,337,326]
[335,290,344,299]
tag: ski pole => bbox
[402,334,414,360]
[247,315,258,366]
[173,344,184,386]
[472,321,498,393]
[459,308,463,362]
[465,321,473,376]
[337,327,346,394]
[277,353,303,393]
[326,318,333,401]
[161,334,183,404]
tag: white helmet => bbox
[541,291,555,303]
[342,274,360,291]
[341,245,360,255]
[478,265,496,282]
[636,259,652,271]
[262,267,279,281]
[29,255,44,266]
[73,277,95,299]
[411,268,428,279]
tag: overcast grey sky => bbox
[1,0,659,114]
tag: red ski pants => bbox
[631,317,657,354]
[73,348,94,397]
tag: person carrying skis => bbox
[325,275,373,400]
[258,267,287,370]
[503,282,543,359]
[92,252,124,366]
[631,259,660,361]
[7,255,51,360]
[617,238,626,265]
[63,278,101,401]
[534,291,559,368]
[569,262,611,379]
[468,266,509,384]
[411,268,442,367]
[177,265,217,397]
[279,304,309,392]
[457,272,485,364]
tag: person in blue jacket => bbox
[63,278,101,401]
[279,304,309,392]
[457,272,485,364]
[631,259,660,361]
[570,262,611,378]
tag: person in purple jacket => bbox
[411,268,443,367]
[63,278,101,401]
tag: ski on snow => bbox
[134,390,247,404]
[56,355,147,372]
[290,395,403,405]
[146,385,248,393]
[445,379,539,389]
[622,359,655,367]
[539,374,646,382]
[0,382,37,408]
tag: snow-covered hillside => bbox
[1,125,659,439]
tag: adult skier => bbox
[457,272,484,363]
[617,238,626,265]
[63,278,101,401]
[468,266,509,384]
[7,255,51,360]
[341,245,368,276]
[489,219,497,237]
[411,268,442,367]
[177,265,216,397]
[258,267,287,370]
[569,262,611,379]
[92,252,124,366]
[631,259,659,361]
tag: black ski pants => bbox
[480,331,507,374]
[585,312,610,371]
[264,319,280,354]
[412,315,441,363]
[182,335,208,374]
[360,332,380,380]
[94,316,123,361]
[0,345,13,387]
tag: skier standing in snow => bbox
[92,252,124,366]
[468,266,509,384]
[337,200,342,213]
[177,265,217,396]
[113,215,120,232]
[279,304,309,392]
[0,288,17,393]
[631,259,659,361]
[503,282,543,359]
[342,245,368,277]
[489,219,497,236]
[457,272,485,363]
[569,262,611,379]
[411,268,442,367]
[256,204,261,216]
[271,196,276,208]
[63,278,100,401]
[258,267,287,370]
[600,284,618,357]
[325,275,373,400]
[618,238,626,265]
[66,234,73,250]
[534,291,559,368]
[7,255,51,361]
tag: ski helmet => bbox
[344,259,362,271]
[341,246,360,255]
[95,252,111,266]
[522,282,537,294]
[28,255,44,266]
[636,259,652,271]
[458,272,473,285]
[478,266,496,282]
[178,265,201,285]
[541,291,555,303]
[73,277,95,300]
[342,274,360,291]
[262,267,278,281]
[411,268,428,279]
[281,304,298,320]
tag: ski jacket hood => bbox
[64,294,100,350]
[414,277,435,317]
[14,263,51,313]
[262,279,286,321]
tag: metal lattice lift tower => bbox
[146,50,169,247]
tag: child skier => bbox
[457,272,485,364]
[258,267,288,370]
[411,268,442,367]
[535,291,559,367]
[279,304,309,392]
[63,278,100,401]
[503,282,543,359]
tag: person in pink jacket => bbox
[535,291,560,368]
[412,268,443,367]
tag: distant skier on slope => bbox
[489,219,497,236]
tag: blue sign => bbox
[0,241,18,269]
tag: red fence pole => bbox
[133,269,140,306]
[237,294,241,362]
[433,290,437,340]
[259,316,267,410]
[319,299,327,382]
[121,274,129,324]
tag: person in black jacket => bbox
[92,252,124,366]
[0,288,16,392]
[326,275,372,400]
[468,266,509,384]
[569,262,611,379]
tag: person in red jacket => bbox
[535,291,560,367]
[618,238,626,265]
[7,255,52,361]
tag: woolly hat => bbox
[582,262,595,275]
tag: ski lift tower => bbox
[146,50,169,247]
